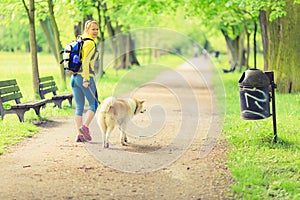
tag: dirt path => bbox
[0,57,232,200]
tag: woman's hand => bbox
[83,80,90,88]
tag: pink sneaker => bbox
[79,125,92,141]
[76,134,86,142]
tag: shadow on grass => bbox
[260,135,295,150]
[31,117,66,128]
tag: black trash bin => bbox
[239,68,271,120]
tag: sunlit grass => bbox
[212,55,300,199]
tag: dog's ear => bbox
[140,99,145,104]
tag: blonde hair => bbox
[84,20,98,33]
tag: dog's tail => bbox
[100,96,116,113]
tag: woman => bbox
[71,20,99,142]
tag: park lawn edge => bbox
[211,56,300,199]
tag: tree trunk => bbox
[114,24,125,69]
[40,18,58,61]
[129,33,140,66]
[48,0,65,86]
[74,21,82,38]
[104,3,119,69]
[245,28,250,69]
[253,21,258,69]
[102,1,139,70]
[260,0,300,93]
[97,39,105,77]
[221,30,245,71]
[96,0,105,77]
[238,31,246,72]
[125,32,130,69]
[259,10,269,71]
[22,0,39,98]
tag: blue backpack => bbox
[60,37,95,73]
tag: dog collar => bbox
[133,103,138,115]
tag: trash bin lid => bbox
[239,68,270,87]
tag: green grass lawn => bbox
[0,51,184,154]
[212,56,300,199]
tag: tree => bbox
[183,0,300,92]
[259,0,300,93]
[95,0,105,77]
[102,1,141,70]
[47,0,65,85]
[40,17,58,60]
[182,0,251,71]
[0,4,29,52]
[218,0,300,92]
[22,0,40,98]
[220,23,246,72]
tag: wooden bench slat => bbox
[0,85,20,95]
[0,79,17,87]
[11,99,48,108]
[1,92,23,102]
[10,104,28,109]
[41,87,58,95]
[52,94,73,100]
[38,76,73,109]
[38,76,54,82]
[39,81,56,88]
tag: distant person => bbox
[175,47,182,55]
[202,48,208,58]
[215,51,220,58]
[193,44,199,57]
[71,20,99,142]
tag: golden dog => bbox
[96,97,145,148]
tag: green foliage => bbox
[233,0,288,21]
[0,0,54,52]
[213,55,300,199]
[0,1,29,52]
[1,0,295,53]
[0,0,223,53]
[106,0,176,27]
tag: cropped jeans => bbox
[71,74,98,116]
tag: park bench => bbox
[0,79,48,122]
[38,76,73,109]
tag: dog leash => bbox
[88,86,101,105]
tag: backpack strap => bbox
[82,38,96,48]
[77,38,98,74]
[82,38,97,60]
